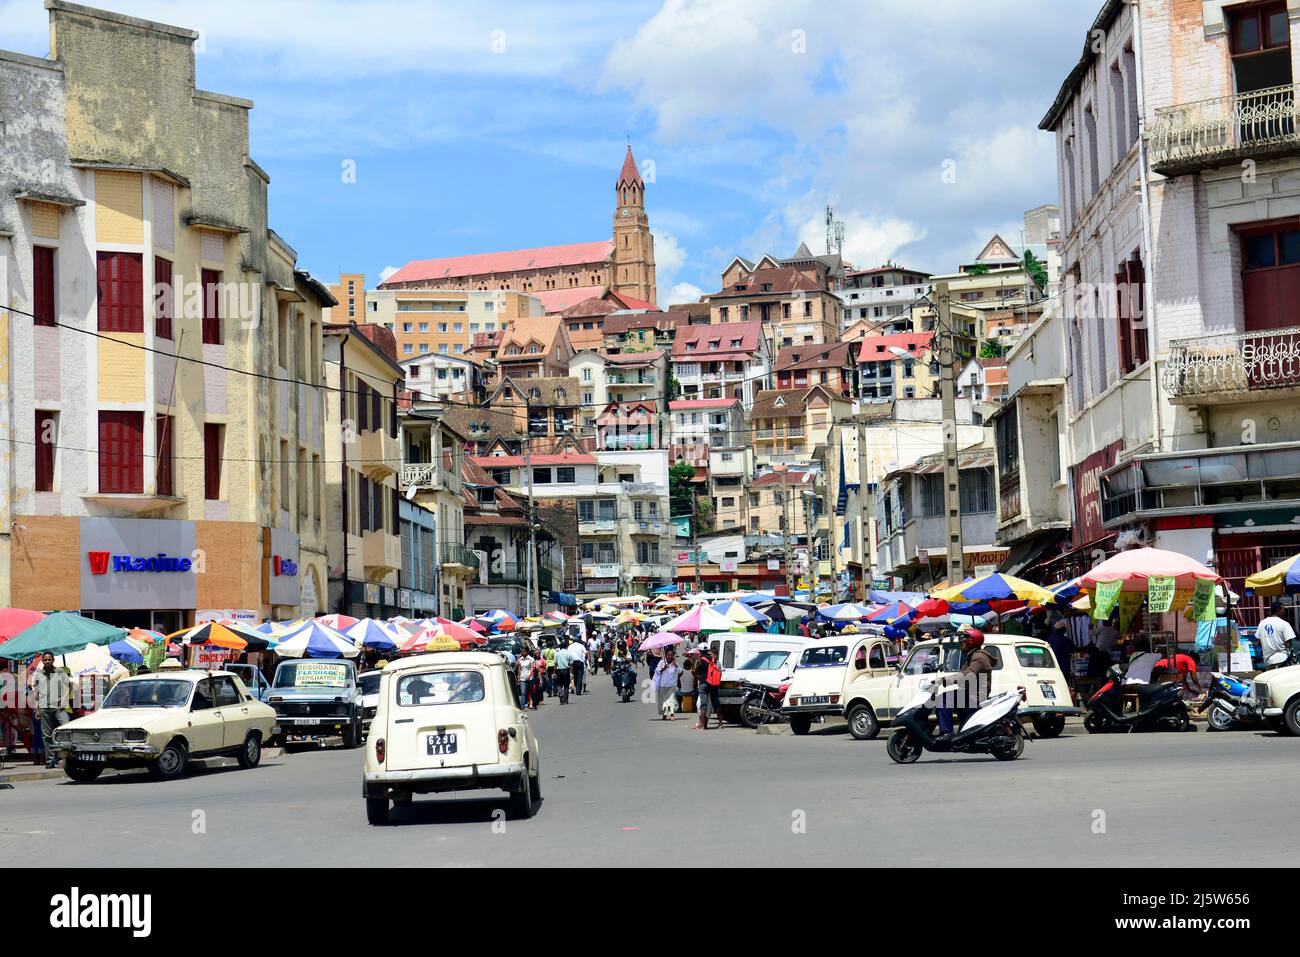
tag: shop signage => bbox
[720,558,738,573]
[364,583,381,604]
[583,578,617,592]
[272,555,298,577]
[87,551,193,575]
[1071,440,1122,549]
[80,518,198,611]
[264,528,301,608]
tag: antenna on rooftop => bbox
[824,204,844,258]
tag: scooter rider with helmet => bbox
[937,626,996,735]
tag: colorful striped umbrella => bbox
[931,573,1056,606]
[867,601,913,623]
[315,613,360,631]
[170,620,271,652]
[274,620,359,659]
[1245,553,1300,596]
[343,618,403,651]
[711,600,769,625]
[663,604,739,633]
[0,613,125,660]
[817,602,876,621]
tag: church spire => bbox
[617,145,643,188]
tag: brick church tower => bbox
[611,146,657,304]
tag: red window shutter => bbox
[357,382,369,432]
[155,415,174,496]
[33,247,56,326]
[34,410,55,491]
[98,411,143,493]
[358,476,370,531]
[202,269,222,344]
[155,257,173,340]
[204,423,222,499]
[1115,269,1134,374]
[1128,257,1148,367]
[96,252,144,333]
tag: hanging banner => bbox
[1190,578,1216,622]
[1118,591,1144,634]
[1147,575,1176,613]
[1092,579,1122,620]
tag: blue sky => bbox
[5,0,1102,301]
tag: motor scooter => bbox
[611,660,637,703]
[1084,663,1191,733]
[885,679,1029,764]
[1195,672,1255,732]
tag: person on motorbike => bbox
[937,627,995,736]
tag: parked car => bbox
[51,670,276,782]
[716,637,813,716]
[781,632,1079,740]
[363,651,541,824]
[268,658,363,748]
[225,662,271,702]
[1242,663,1300,735]
[358,669,382,736]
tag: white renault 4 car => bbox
[362,651,541,824]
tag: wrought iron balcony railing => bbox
[1149,83,1299,175]
[1162,325,1300,399]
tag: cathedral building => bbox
[379,148,657,312]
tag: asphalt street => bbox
[3,674,1298,867]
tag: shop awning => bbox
[1000,528,1071,578]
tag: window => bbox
[579,500,594,522]
[97,252,144,333]
[201,268,222,344]
[1115,252,1148,374]
[1229,3,1291,95]
[403,322,413,333]
[154,256,173,339]
[33,246,56,326]
[1238,221,1300,330]
[98,411,144,493]
[155,414,174,496]
[556,467,576,483]
[34,410,57,491]
[959,467,994,514]
[532,467,552,484]
[204,423,224,499]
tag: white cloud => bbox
[668,282,704,305]
[379,265,400,283]
[796,211,926,274]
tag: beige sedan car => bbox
[52,669,277,782]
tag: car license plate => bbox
[1039,682,1057,700]
[801,695,830,706]
[426,732,458,756]
[80,752,106,762]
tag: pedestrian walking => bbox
[554,644,572,705]
[517,647,538,711]
[541,642,557,696]
[653,648,680,720]
[676,653,697,712]
[29,652,72,768]
[567,635,587,694]
[692,644,724,730]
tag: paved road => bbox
[4,676,1299,867]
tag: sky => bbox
[3,0,1101,303]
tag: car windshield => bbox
[396,670,485,707]
[903,645,942,675]
[357,673,382,695]
[273,661,351,689]
[738,650,789,671]
[798,646,847,667]
[1016,645,1056,670]
[103,679,192,709]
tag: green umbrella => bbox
[0,612,125,660]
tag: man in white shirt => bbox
[1257,600,1297,666]
[567,636,587,695]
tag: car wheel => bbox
[846,703,880,741]
[365,796,390,826]
[789,714,812,736]
[236,732,262,769]
[342,719,361,749]
[529,763,542,804]
[64,760,103,782]
[1031,714,1066,738]
[147,739,189,780]
[510,763,535,820]
[1284,699,1300,737]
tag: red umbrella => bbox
[434,618,487,645]
[0,608,45,645]
[461,618,487,633]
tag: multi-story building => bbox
[323,324,403,618]
[839,265,932,330]
[856,331,936,402]
[1042,0,1300,622]
[1,2,330,624]
[707,445,754,531]
[402,353,488,404]
[958,357,1010,403]
[774,341,859,396]
[602,309,690,354]
[559,290,662,352]
[490,316,576,383]
[704,266,843,361]
[749,387,852,469]
[668,397,745,449]
[359,286,542,361]
[326,272,366,323]
[671,320,770,409]
[486,376,580,443]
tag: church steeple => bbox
[611,145,655,304]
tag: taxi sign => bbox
[425,635,461,653]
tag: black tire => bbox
[1159,703,1190,733]
[846,702,880,741]
[236,732,262,769]
[147,739,188,780]
[1083,710,1108,734]
[1284,698,1300,737]
[342,718,362,749]
[886,729,922,764]
[64,760,103,782]
[992,729,1025,761]
[789,714,812,736]
[529,764,542,803]
[738,694,764,729]
[365,796,390,825]
[1031,714,1066,738]
[1267,716,1289,735]
[510,764,535,820]
[1206,705,1235,733]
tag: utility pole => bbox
[781,483,794,598]
[691,493,702,594]
[856,416,870,598]
[523,404,537,617]
[936,280,965,587]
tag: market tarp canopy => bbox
[1245,552,1300,596]
[1080,548,1221,591]
[0,612,125,659]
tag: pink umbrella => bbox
[433,617,487,645]
[0,608,45,645]
[639,631,686,651]
[1081,547,1221,590]
[315,613,360,631]
[664,604,737,633]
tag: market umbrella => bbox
[1043,578,1084,606]
[1080,547,1221,591]
[343,618,403,652]
[817,602,876,621]
[170,620,271,653]
[274,621,359,659]
[1245,553,1300,596]
[663,604,738,634]
[753,601,806,623]
[462,618,488,633]
[107,639,144,665]
[315,613,360,631]
[867,601,913,623]
[639,631,687,651]
[126,627,165,644]
[711,600,769,625]
[0,612,125,660]
[62,642,129,680]
[0,608,46,645]
[931,573,1056,606]
[612,609,647,626]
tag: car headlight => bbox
[53,729,71,743]
[1253,682,1269,706]
[124,728,148,742]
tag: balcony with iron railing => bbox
[1163,325,1300,403]
[440,543,481,572]
[1149,83,1300,176]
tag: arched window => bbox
[622,188,627,204]
[530,387,541,399]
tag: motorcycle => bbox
[1195,672,1254,732]
[611,661,637,703]
[1084,663,1192,733]
[738,680,789,728]
[885,679,1029,764]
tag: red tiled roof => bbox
[671,319,764,359]
[669,398,737,411]
[381,242,613,287]
[751,470,816,487]
[604,348,665,365]
[602,310,689,336]
[856,332,934,363]
[536,285,607,314]
[469,452,597,468]
[707,267,821,299]
[775,341,856,372]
